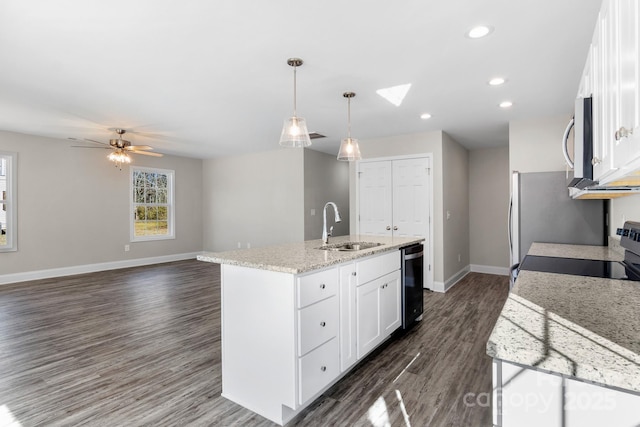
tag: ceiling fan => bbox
[70,128,163,169]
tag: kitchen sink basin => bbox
[317,241,384,251]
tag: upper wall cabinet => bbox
[586,0,640,185]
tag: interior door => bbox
[358,161,392,236]
[392,158,430,238]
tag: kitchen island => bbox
[198,235,424,425]
[487,242,640,426]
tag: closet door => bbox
[358,161,392,236]
[392,158,430,238]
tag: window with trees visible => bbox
[131,167,175,241]
[0,152,17,252]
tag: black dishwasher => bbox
[401,243,424,329]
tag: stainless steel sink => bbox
[317,241,384,251]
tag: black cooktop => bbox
[519,255,640,281]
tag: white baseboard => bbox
[470,264,510,276]
[431,265,470,293]
[0,252,203,286]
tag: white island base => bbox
[219,249,404,425]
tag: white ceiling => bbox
[0,0,602,159]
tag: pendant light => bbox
[337,92,362,161]
[279,58,311,148]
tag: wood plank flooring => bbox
[0,261,508,426]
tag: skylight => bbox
[376,84,412,107]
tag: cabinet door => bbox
[380,270,401,335]
[339,262,357,372]
[392,158,430,238]
[356,278,382,359]
[358,161,392,236]
[614,0,640,166]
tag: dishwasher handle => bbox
[404,251,424,260]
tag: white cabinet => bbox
[356,271,401,358]
[358,157,430,238]
[219,249,402,426]
[493,359,640,427]
[587,0,640,183]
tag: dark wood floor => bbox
[0,260,509,426]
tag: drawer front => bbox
[297,267,338,308]
[356,250,400,285]
[299,337,339,404]
[298,296,339,356]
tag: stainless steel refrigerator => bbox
[509,171,607,271]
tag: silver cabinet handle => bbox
[320,321,326,327]
[615,127,633,141]
[592,157,601,166]
[351,271,357,276]
[320,366,327,372]
[319,283,326,289]
[386,226,391,230]
[393,226,398,231]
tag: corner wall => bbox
[303,149,350,240]
[202,148,305,252]
[469,146,510,274]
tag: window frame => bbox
[130,166,175,242]
[0,151,17,252]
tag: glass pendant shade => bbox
[337,137,361,161]
[337,91,362,161]
[279,116,311,147]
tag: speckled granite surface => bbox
[527,242,623,261]
[197,235,424,274]
[488,243,640,393]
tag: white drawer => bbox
[298,337,339,405]
[297,267,338,308]
[356,250,400,285]
[298,296,338,356]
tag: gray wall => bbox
[202,148,305,252]
[469,146,510,271]
[0,130,203,276]
[509,115,572,173]
[442,132,470,282]
[303,149,350,240]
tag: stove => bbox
[518,221,640,281]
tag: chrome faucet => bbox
[322,202,342,245]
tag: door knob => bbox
[386,226,391,230]
[393,226,398,231]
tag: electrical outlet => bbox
[447,211,451,220]
[124,245,130,252]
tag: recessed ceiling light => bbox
[489,77,506,86]
[499,101,513,108]
[376,84,412,107]
[466,25,493,39]
[420,113,432,120]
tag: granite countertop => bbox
[487,243,640,393]
[527,242,624,261]
[197,235,424,274]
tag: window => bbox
[131,167,175,241]
[0,152,17,252]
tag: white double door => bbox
[358,156,431,287]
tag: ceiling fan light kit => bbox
[279,58,312,148]
[337,92,362,161]
[70,128,163,170]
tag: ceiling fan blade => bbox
[132,150,163,157]
[125,145,153,151]
[84,138,110,146]
[71,145,112,150]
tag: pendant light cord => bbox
[293,65,297,117]
[347,96,351,138]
